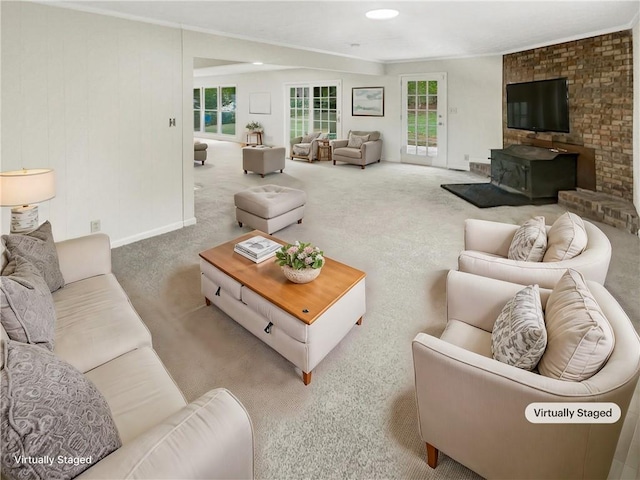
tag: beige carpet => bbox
[112,140,640,479]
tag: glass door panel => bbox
[401,74,447,167]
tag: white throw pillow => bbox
[538,269,614,381]
[507,216,547,262]
[543,212,587,262]
[491,285,547,371]
[347,133,370,148]
[301,132,319,143]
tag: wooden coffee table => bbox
[199,231,366,384]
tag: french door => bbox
[401,74,447,167]
[286,82,341,141]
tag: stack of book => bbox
[234,235,282,263]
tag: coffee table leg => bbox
[356,316,363,325]
[302,371,312,385]
[205,297,211,306]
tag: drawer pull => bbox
[215,286,221,296]
[264,322,273,334]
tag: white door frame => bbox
[400,73,448,168]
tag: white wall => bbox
[1,2,184,245]
[193,56,503,169]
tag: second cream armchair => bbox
[458,217,612,289]
[331,130,383,169]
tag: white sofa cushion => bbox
[491,285,546,370]
[543,212,588,262]
[507,216,547,262]
[53,273,152,373]
[85,347,186,444]
[538,269,614,381]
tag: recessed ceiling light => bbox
[365,9,399,20]
[252,61,263,65]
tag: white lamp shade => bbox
[0,169,56,206]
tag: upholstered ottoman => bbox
[234,185,306,234]
[242,147,286,177]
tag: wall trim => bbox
[111,221,184,248]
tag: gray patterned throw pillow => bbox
[491,285,547,371]
[0,256,56,351]
[1,340,122,480]
[347,133,370,148]
[507,216,547,262]
[2,221,65,292]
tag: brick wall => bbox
[503,30,634,202]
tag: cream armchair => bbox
[330,130,382,169]
[412,270,640,480]
[290,132,325,162]
[458,218,611,289]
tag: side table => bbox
[245,131,263,146]
[317,140,332,162]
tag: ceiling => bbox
[54,1,638,65]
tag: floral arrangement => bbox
[245,121,263,131]
[275,241,324,270]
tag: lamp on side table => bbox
[0,168,56,233]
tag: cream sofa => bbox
[1,233,254,479]
[413,270,640,480]
[330,130,383,169]
[458,218,612,289]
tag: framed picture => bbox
[249,92,271,114]
[352,87,384,117]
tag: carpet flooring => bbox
[111,140,640,480]
[441,183,557,208]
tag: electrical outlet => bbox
[90,220,101,233]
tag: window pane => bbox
[204,110,217,133]
[428,95,437,109]
[407,81,416,95]
[194,111,201,131]
[408,95,416,109]
[418,81,427,95]
[418,95,427,109]
[428,81,438,94]
[221,111,235,135]
[322,86,328,97]
[204,88,217,109]
[329,86,336,97]
[221,87,235,109]
[193,89,201,109]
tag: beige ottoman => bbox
[234,185,306,234]
[242,147,286,177]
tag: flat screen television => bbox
[506,78,570,133]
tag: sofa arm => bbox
[56,233,112,285]
[463,219,519,256]
[77,389,254,480]
[330,139,348,149]
[361,140,382,163]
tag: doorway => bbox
[401,73,447,167]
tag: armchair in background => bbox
[194,139,208,165]
[290,132,326,162]
[330,130,382,169]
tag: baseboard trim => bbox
[183,217,197,227]
[111,221,185,248]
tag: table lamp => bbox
[0,168,56,233]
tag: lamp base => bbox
[10,205,38,233]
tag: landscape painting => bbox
[352,87,384,116]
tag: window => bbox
[287,82,340,140]
[194,86,236,135]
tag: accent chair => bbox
[289,132,326,162]
[330,130,382,169]
[412,270,640,480]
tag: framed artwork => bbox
[352,87,384,116]
[249,92,271,114]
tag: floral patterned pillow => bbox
[491,284,546,371]
[507,216,547,262]
[347,133,370,149]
